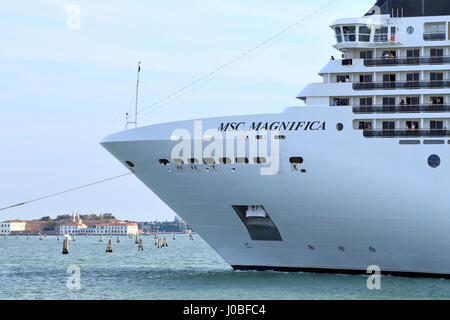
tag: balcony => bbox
[364,56,450,67]
[353,104,450,114]
[353,80,450,91]
[363,129,449,138]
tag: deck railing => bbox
[353,80,450,91]
[363,129,449,138]
[364,56,450,67]
[353,104,450,114]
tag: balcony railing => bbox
[353,104,450,114]
[363,129,449,138]
[423,32,446,41]
[364,56,450,67]
[353,80,450,91]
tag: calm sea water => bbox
[1,234,450,300]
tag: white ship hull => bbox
[102,107,450,277]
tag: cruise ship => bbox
[102,0,450,277]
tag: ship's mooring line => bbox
[137,0,338,117]
[0,172,132,212]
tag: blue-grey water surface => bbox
[1,234,450,300]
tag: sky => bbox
[0,0,372,222]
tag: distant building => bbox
[0,220,27,235]
[59,212,88,235]
[59,213,138,235]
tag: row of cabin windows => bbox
[161,157,304,166]
[359,48,444,60]
[359,121,444,130]
[170,157,268,165]
[334,96,445,107]
[355,73,445,83]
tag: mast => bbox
[126,61,141,130]
[135,61,141,129]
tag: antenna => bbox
[126,61,141,130]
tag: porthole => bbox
[231,168,237,172]
[307,245,315,251]
[173,159,184,165]
[407,26,414,34]
[203,158,215,165]
[274,135,286,140]
[159,159,170,166]
[125,161,135,168]
[369,247,377,253]
[338,246,345,252]
[219,157,232,165]
[188,158,199,164]
[290,157,304,164]
[428,154,441,168]
[236,157,249,164]
[336,123,344,131]
[254,157,267,164]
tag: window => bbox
[335,27,342,43]
[424,23,446,40]
[332,98,349,106]
[342,26,356,42]
[359,26,371,42]
[407,49,420,58]
[406,73,420,88]
[390,27,397,42]
[382,121,395,130]
[430,121,444,130]
[360,74,373,83]
[407,73,420,81]
[337,75,350,83]
[383,97,396,106]
[374,27,388,42]
[360,51,373,59]
[406,97,420,105]
[358,121,372,130]
[430,48,444,57]
[383,74,396,82]
[405,121,419,130]
[429,96,444,104]
[381,50,396,59]
[360,98,373,106]
[430,72,444,81]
